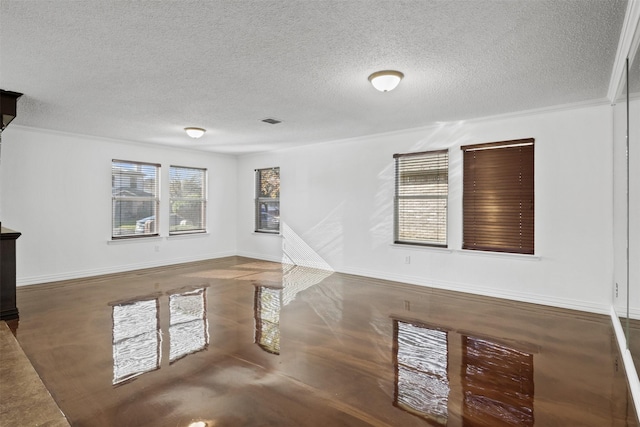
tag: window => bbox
[394,150,448,247]
[461,139,534,254]
[112,160,159,238]
[169,166,207,234]
[255,167,280,233]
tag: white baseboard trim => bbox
[16,251,236,286]
[236,251,285,264]
[233,256,610,314]
[236,250,336,271]
[338,266,610,315]
[16,251,611,315]
[610,306,640,421]
[614,306,640,320]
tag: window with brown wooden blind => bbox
[461,139,534,254]
[394,150,449,247]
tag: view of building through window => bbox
[169,166,207,234]
[394,150,448,247]
[255,167,280,233]
[111,160,159,238]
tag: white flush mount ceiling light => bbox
[368,70,404,92]
[184,127,206,138]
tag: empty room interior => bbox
[1,1,640,426]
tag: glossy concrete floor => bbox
[7,256,639,427]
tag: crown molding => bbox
[608,0,640,102]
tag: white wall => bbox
[237,104,615,314]
[630,97,640,316]
[0,127,237,285]
[614,97,640,317]
[0,104,619,313]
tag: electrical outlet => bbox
[405,256,411,264]
[154,245,160,252]
[615,282,619,298]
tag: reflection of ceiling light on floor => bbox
[188,421,208,427]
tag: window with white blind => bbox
[169,166,207,234]
[394,150,448,247]
[255,167,280,233]
[112,160,160,239]
[461,139,534,254]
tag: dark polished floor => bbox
[7,256,639,426]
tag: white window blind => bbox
[255,167,280,233]
[394,150,448,247]
[169,166,207,234]
[112,160,159,239]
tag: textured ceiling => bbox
[0,0,629,154]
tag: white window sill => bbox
[389,244,541,261]
[455,249,541,261]
[389,243,453,253]
[108,236,163,245]
[167,232,209,240]
[252,231,282,237]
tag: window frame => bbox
[461,138,535,255]
[111,160,160,240]
[254,167,281,234]
[169,165,207,236]
[393,149,449,248]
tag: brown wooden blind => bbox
[461,139,534,254]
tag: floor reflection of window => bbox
[169,288,208,363]
[112,298,160,385]
[462,336,534,427]
[393,320,449,425]
[254,286,281,354]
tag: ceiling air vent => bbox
[261,118,282,125]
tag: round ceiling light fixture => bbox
[184,127,206,139]
[368,70,404,92]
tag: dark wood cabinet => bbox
[1,227,21,320]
